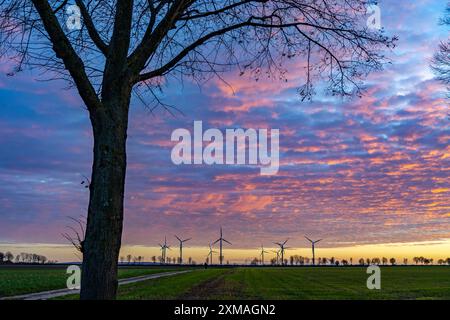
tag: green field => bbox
[59,266,450,300]
[2,266,449,300]
[0,266,183,297]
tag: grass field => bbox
[2,266,449,300]
[189,267,450,300]
[56,266,450,300]
[0,266,184,297]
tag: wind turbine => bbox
[213,227,231,265]
[158,243,165,263]
[305,236,322,266]
[174,235,191,264]
[271,249,280,265]
[206,242,217,264]
[260,245,269,265]
[274,239,289,265]
[158,236,170,264]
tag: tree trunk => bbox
[80,90,130,300]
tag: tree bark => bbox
[80,88,131,300]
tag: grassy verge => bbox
[0,266,184,297]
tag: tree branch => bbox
[128,0,193,75]
[74,0,108,55]
[31,0,101,111]
[137,20,251,82]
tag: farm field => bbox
[0,266,185,297]
[57,266,450,300]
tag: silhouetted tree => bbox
[430,2,449,95]
[389,258,396,265]
[359,258,365,265]
[371,257,380,265]
[0,0,395,299]
[62,216,86,259]
[0,252,4,262]
[5,251,13,262]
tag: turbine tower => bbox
[158,236,170,264]
[274,239,289,265]
[207,242,217,264]
[213,227,231,265]
[174,235,191,264]
[271,249,280,265]
[305,236,322,266]
[260,244,269,265]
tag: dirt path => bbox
[179,269,246,299]
[1,270,192,300]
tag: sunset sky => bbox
[0,0,449,263]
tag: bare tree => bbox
[4,251,14,262]
[62,216,86,259]
[430,2,449,95]
[0,0,395,299]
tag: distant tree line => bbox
[249,255,450,266]
[0,251,53,264]
[118,255,197,265]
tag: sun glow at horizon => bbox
[1,239,449,264]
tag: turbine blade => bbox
[175,235,181,242]
[183,238,192,242]
[213,239,220,244]
[315,239,323,243]
[304,236,313,243]
[223,239,232,245]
